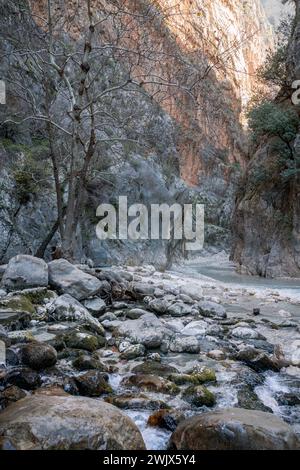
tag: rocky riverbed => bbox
[0,254,299,450]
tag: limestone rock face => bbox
[170,408,299,450]
[231,1,300,278]
[0,395,146,450]
[0,1,274,263]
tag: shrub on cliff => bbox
[247,101,299,144]
[257,15,295,90]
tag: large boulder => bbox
[198,301,227,319]
[48,259,103,300]
[169,335,200,354]
[83,298,106,316]
[167,302,194,317]
[231,327,265,340]
[0,310,31,330]
[132,361,179,377]
[47,294,104,335]
[1,255,48,291]
[180,284,203,301]
[170,408,299,450]
[20,342,57,371]
[235,347,281,372]
[0,395,146,450]
[148,298,194,317]
[182,385,216,407]
[182,320,207,336]
[114,313,172,349]
[122,374,180,395]
[65,331,105,352]
[74,371,112,397]
[4,367,41,390]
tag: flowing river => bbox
[103,258,300,449]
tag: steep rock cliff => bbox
[231,0,300,278]
[29,0,273,185]
[0,0,274,264]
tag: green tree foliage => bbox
[257,15,295,89]
[247,101,299,143]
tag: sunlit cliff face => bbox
[154,0,273,109]
[29,0,274,186]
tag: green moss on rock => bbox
[169,368,216,386]
[182,385,216,407]
[0,295,35,314]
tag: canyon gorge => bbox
[0,0,281,271]
[0,0,300,453]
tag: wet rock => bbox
[245,339,274,353]
[0,310,31,331]
[169,408,299,450]
[33,385,69,397]
[5,348,19,366]
[148,409,185,432]
[0,294,35,315]
[105,393,168,411]
[83,298,106,316]
[232,368,264,388]
[1,255,48,291]
[47,294,104,335]
[207,349,226,360]
[169,335,200,354]
[5,367,41,390]
[275,391,300,406]
[235,347,281,372]
[0,395,146,449]
[120,344,145,360]
[122,374,180,395]
[65,331,104,352]
[126,308,149,319]
[74,370,112,397]
[182,385,216,407]
[237,385,272,413]
[0,386,26,408]
[167,302,194,317]
[48,259,103,300]
[115,313,171,349]
[132,361,178,377]
[20,342,57,370]
[231,327,266,340]
[8,330,35,344]
[147,353,161,362]
[169,368,216,386]
[72,354,109,372]
[198,301,227,319]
